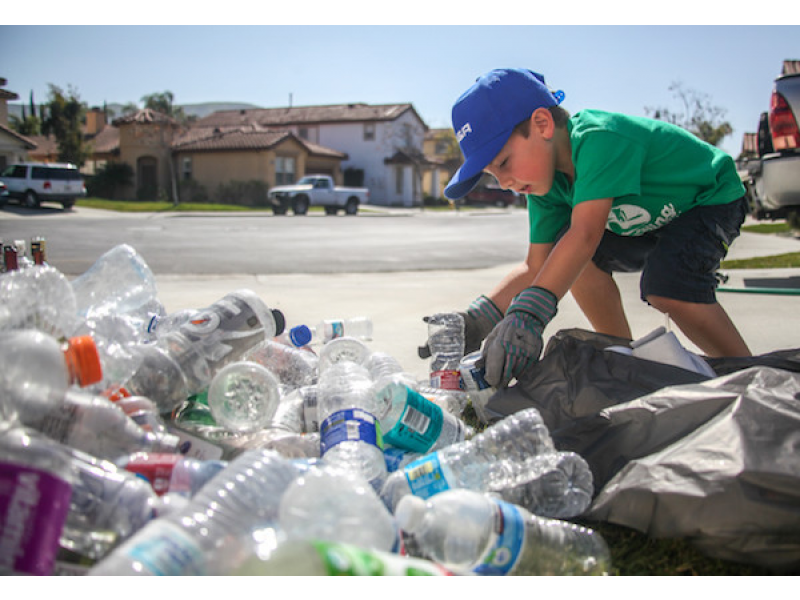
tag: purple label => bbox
[0,462,72,575]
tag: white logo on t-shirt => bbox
[608,205,651,230]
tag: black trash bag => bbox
[483,329,712,486]
[584,366,800,573]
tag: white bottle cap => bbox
[394,495,427,534]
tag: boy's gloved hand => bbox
[417,295,503,359]
[479,286,558,388]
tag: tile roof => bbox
[0,123,37,149]
[194,103,420,129]
[86,125,120,154]
[172,124,346,158]
[112,108,179,126]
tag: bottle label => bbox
[124,519,206,576]
[462,363,491,391]
[473,498,525,576]
[319,409,383,455]
[384,447,418,473]
[310,540,452,576]
[0,462,73,576]
[403,453,453,499]
[384,388,445,454]
[430,369,462,391]
[328,320,345,340]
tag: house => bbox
[0,79,37,169]
[422,127,461,200]
[194,102,432,206]
[171,124,347,201]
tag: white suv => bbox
[0,162,86,210]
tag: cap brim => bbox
[444,130,511,200]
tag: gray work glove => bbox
[479,286,558,389]
[418,295,503,359]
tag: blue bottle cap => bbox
[288,324,313,347]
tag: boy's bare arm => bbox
[487,242,553,312]
[533,198,613,299]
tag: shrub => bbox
[213,180,269,207]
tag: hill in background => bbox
[6,101,262,122]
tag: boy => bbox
[431,68,751,389]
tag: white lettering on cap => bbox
[456,123,472,142]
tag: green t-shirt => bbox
[527,109,746,243]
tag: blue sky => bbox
[1,22,798,157]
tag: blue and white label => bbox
[320,409,383,455]
[403,453,453,499]
[473,498,525,576]
[125,520,206,576]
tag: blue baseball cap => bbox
[444,68,565,200]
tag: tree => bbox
[9,112,41,136]
[141,91,186,122]
[41,84,91,167]
[645,82,733,147]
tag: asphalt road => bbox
[0,204,530,276]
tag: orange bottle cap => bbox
[65,335,104,387]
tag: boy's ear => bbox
[531,107,555,139]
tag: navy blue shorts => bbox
[579,197,748,304]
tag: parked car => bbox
[267,174,370,216]
[740,60,800,229]
[0,162,87,210]
[461,174,520,208]
[0,180,8,203]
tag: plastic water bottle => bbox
[275,324,315,350]
[245,338,319,390]
[146,308,200,340]
[0,427,75,575]
[317,361,388,491]
[458,351,495,423]
[416,385,469,418]
[278,464,399,553]
[112,394,169,434]
[122,289,286,413]
[70,244,159,319]
[233,538,456,576]
[426,313,465,391]
[19,388,179,461]
[365,351,417,390]
[206,360,281,433]
[396,489,611,576]
[384,446,423,473]
[317,335,371,373]
[379,408,593,518]
[375,381,467,454]
[313,316,373,343]
[0,330,103,423]
[117,452,227,498]
[88,449,300,576]
[0,264,79,339]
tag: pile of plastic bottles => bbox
[0,240,611,576]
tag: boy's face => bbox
[483,108,556,196]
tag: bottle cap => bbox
[272,308,286,336]
[288,324,313,347]
[394,495,427,534]
[64,335,103,387]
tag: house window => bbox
[395,165,404,195]
[275,156,296,185]
[182,157,192,181]
[298,127,309,140]
[364,123,375,141]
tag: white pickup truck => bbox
[267,174,369,216]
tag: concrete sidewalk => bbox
[154,225,800,382]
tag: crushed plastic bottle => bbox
[426,313,465,391]
[245,338,319,391]
[206,360,281,433]
[317,335,371,373]
[396,488,610,576]
[313,316,373,343]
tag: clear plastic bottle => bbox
[88,449,300,576]
[395,489,611,576]
[278,464,399,553]
[426,313,465,391]
[365,351,417,390]
[0,329,103,423]
[379,408,594,519]
[458,350,495,424]
[0,264,78,339]
[384,446,423,473]
[0,426,75,575]
[245,338,319,390]
[70,244,159,319]
[375,380,467,454]
[313,316,373,343]
[19,388,179,461]
[233,539,456,576]
[117,452,228,498]
[122,289,285,413]
[317,335,371,373]
[206,360,281,433]
[275,324,315,350]
[417,385,469,418]
[317,361,388,491]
